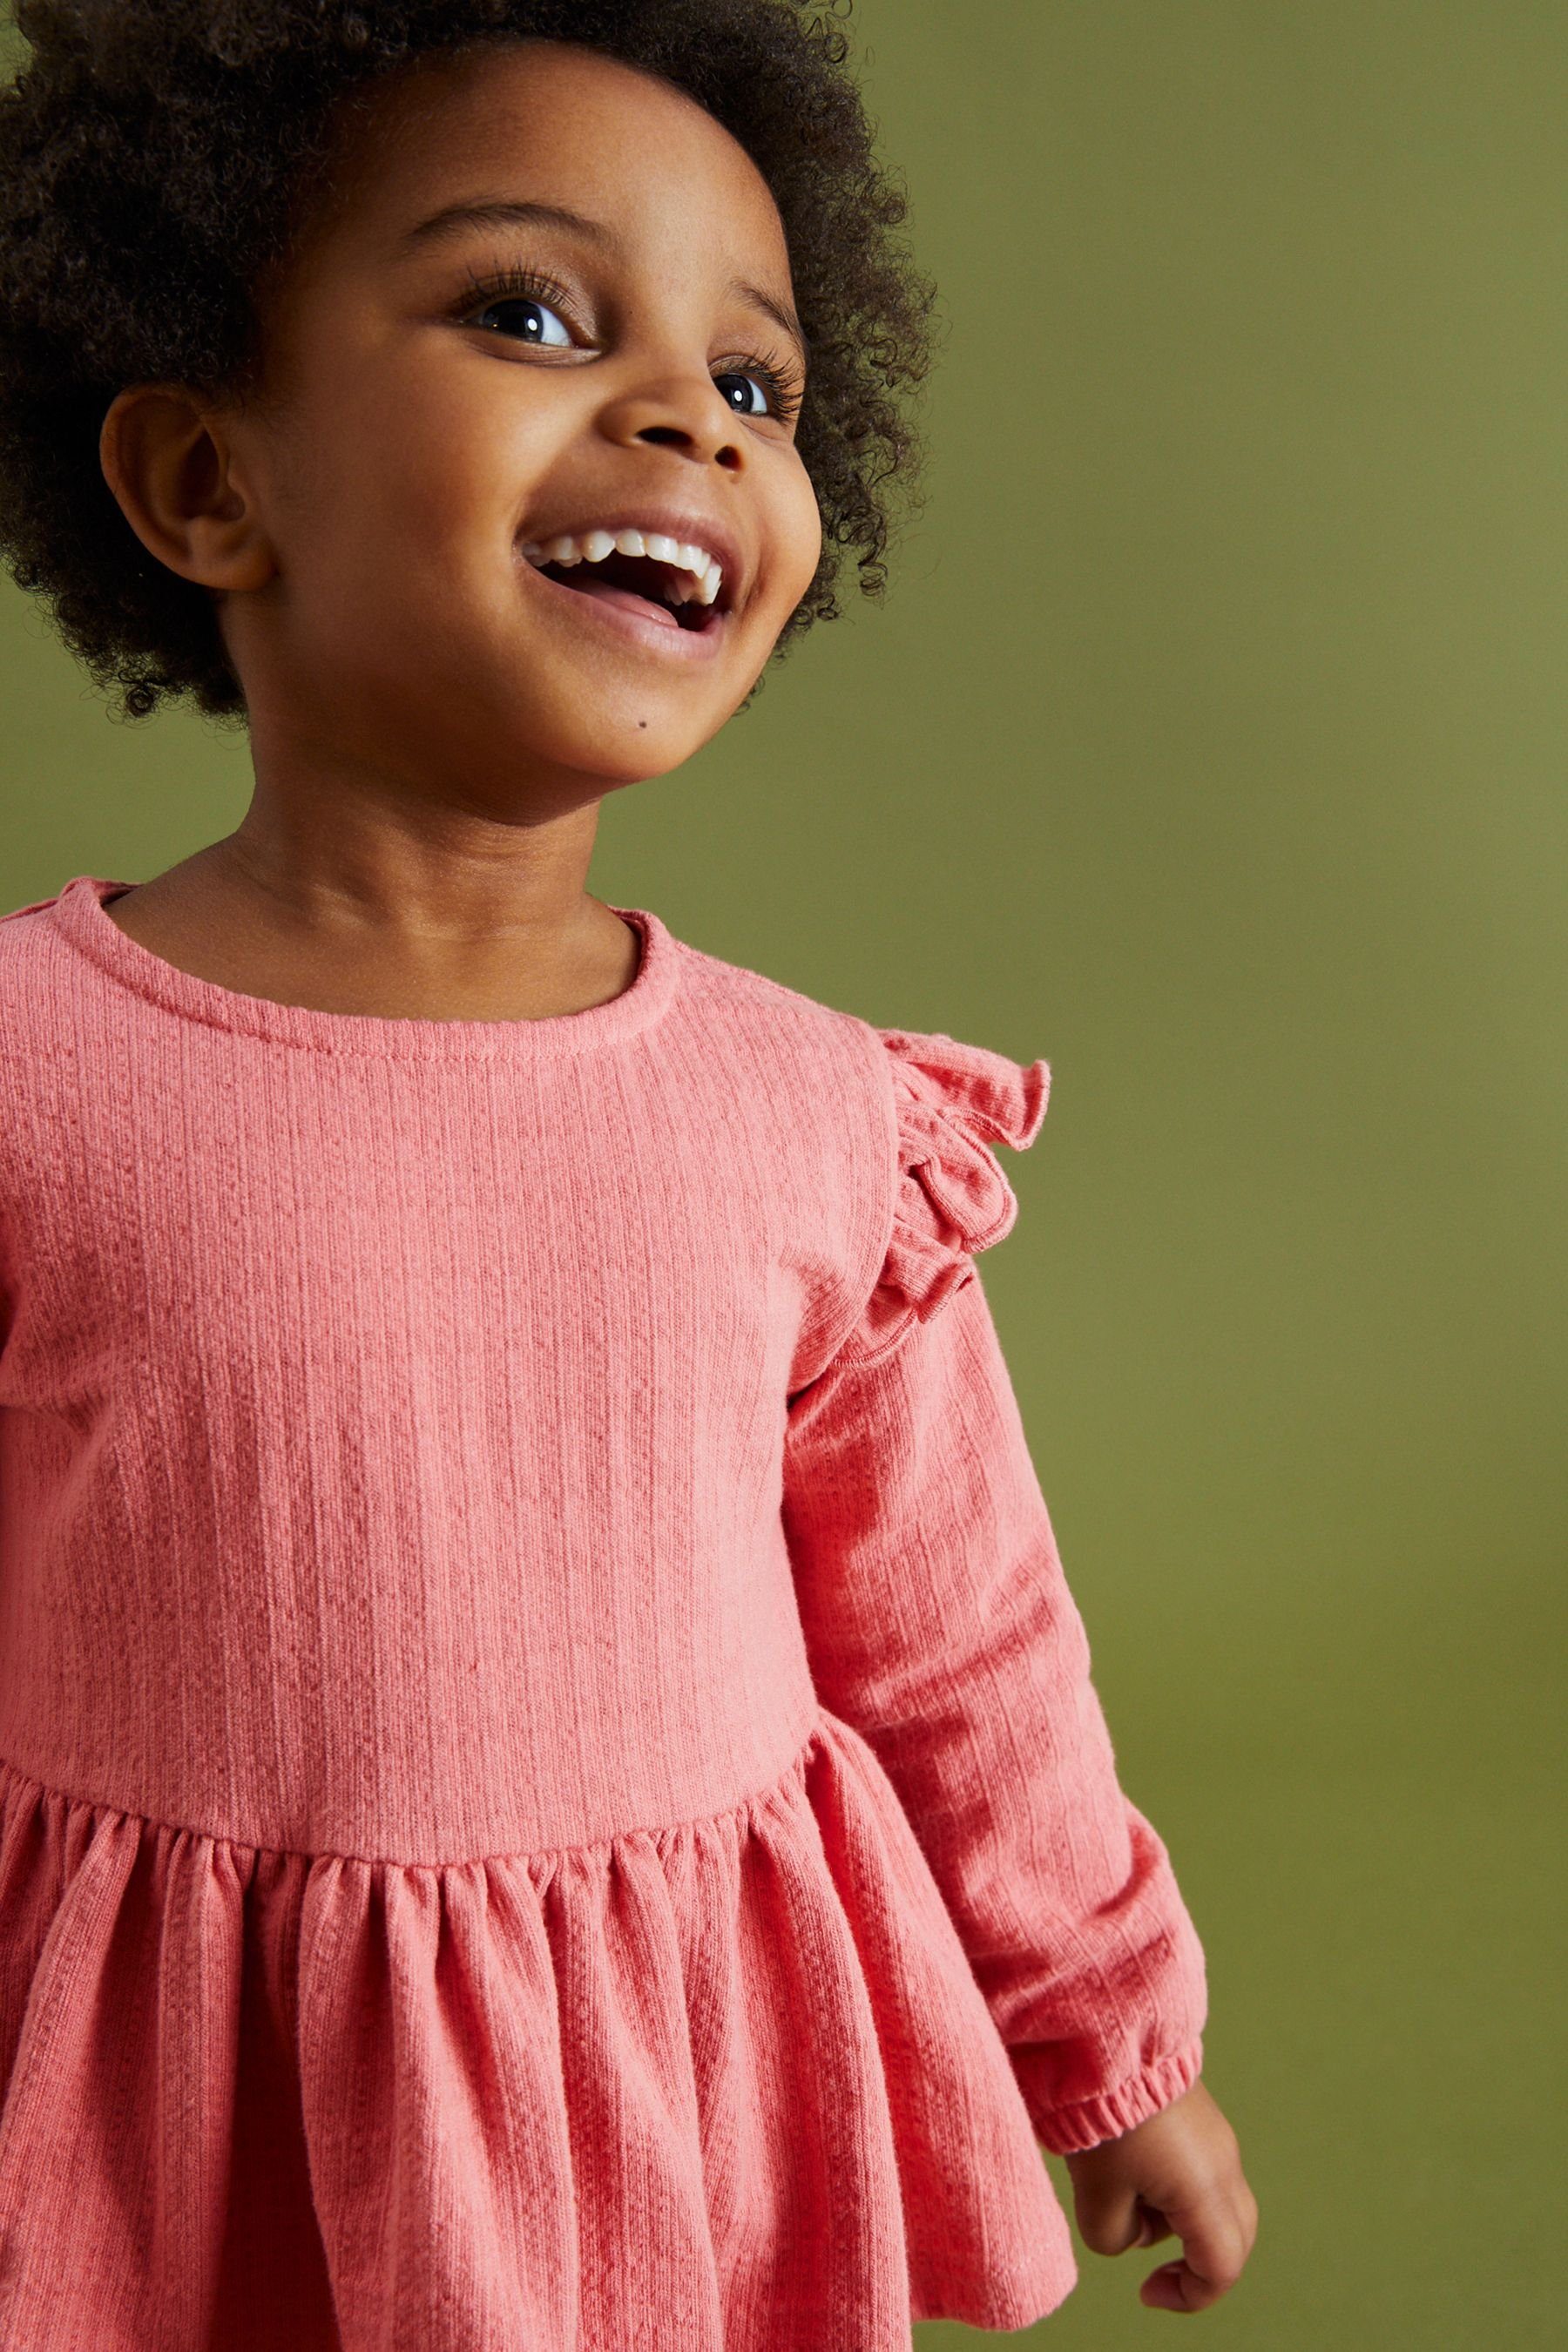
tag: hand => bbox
[1061,2077,1258,2313]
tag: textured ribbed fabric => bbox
[0,873,1206,2350]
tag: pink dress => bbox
[0,875,1206,2351]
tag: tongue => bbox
[564,573,680,629]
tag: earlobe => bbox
[98,383,274,592]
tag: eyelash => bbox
[454,261,805,423]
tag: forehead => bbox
[301,38,792,280]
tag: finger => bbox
[1071,2173,1144,2256]
[1134,2199,1175,2247]
[1141,2257,1216,2313]
[1139,2204,1254,2311]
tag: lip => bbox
[522,562,733,661]
[517,504,747,615]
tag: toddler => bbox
[0,4,1257,2346]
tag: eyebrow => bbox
[398,197,808,363]
[398,198,612,253]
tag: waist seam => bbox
[0,1713,827,1873]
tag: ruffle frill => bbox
[835,1027,1051,1370]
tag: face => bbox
[199,40,823,795]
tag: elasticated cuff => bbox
[1017,2034,1206,2156]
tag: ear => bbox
[98,383,276,593]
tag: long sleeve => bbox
[781,1027,1207,2156]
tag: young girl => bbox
[0,4,1256,2346]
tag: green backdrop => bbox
[2,4,1562,2344]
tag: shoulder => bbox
[0,889,68,1036]
[0,889,64,947]
[666,929,894,1107]
[666,929,1051,1382]
[669,929,1050,1164]
[663,932,903,1202]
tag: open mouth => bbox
[520,529,731,636]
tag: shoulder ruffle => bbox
[835,1027,1051,1370]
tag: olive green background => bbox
[1,3,1562,2344]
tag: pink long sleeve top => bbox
[0,874,1206,2351]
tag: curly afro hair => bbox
[0,0,935,725]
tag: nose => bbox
[596,375,747,474]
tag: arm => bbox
[782,1258,1208,2156]
[781,1022,1256,2308]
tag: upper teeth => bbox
[520,526,724,607]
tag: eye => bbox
[719,362,803,428]
[460,267,583,348]
[713,371,770,417]
[473,294,573,348]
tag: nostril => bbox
[636,425,692,449]
[715,444,742,472]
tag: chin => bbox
[522,714,705,788]
[533,681,747,782]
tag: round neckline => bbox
[48,873,680,1059]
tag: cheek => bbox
[280,343,527,539]
[767,457,825,605]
